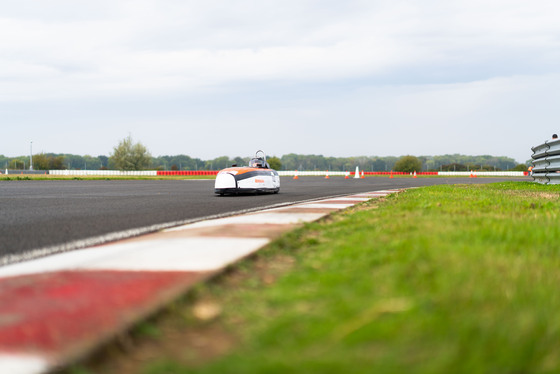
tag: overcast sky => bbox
[1,0,559,163]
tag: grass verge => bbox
[66,182,560,374]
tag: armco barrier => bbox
[531,139,560,184]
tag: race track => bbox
[0,176,527,263]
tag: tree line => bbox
[0,135,527,172]
[0,152,527,172]
[277,154,527,172]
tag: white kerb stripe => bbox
[351,193,389,197]
[281,203,351,209]
[85,238,270,271]
[290,203,355,209]
[0,354,49,374]
[322,197,370,201]
[167,212,325,231]
[0,237,269,278]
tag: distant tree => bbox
[512,163,529,171]
[49,156,66,170]
[205,156,230,170]
[394,155,422,173]
[0,150,524,173]
[280,153,299,170]
[441,163,467,172]
[153,155,194,170]
[32,153,50,170]
[109,135,152,170]
[62,154,80,170]
[82,155,101,170]
[384,156,398,172]
[98,155,109,169]
[267,156,281,170]
[26,153,66,170]
[9,159,25,169]
[233,156,248,166]
[369,158,386,171]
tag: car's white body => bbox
[214,151,280,195]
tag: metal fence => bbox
[531,139,560,184]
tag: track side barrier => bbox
[155,171,220,176]
[49,170,158,176]
[278,171,525,177]
[43,170,527,178]
[47,170,220,176]
[531,138,560,184]
[437,171,527,177]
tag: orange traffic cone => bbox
[325,170,330,179]
[413,171,417,178]
[294,170,299,180]
[390,170,393,178]
[470,170,474,178]
[344,172,349,179]
[361,171,365,179]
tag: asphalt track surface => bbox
[0,176,527,263]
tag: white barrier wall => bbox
[49,170,158,176]
[437,171,525,177]
[277,171,348,177]
[279,171,526,177]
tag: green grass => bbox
[73,182,560,373]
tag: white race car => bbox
[214,150,280,195]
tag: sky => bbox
[1,0,559,163]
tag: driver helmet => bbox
[250,158,263,168]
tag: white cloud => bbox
[0,0,559,161]
[1,0,558,100]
